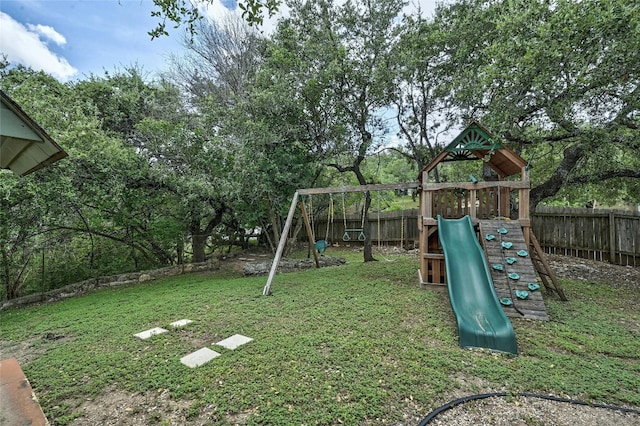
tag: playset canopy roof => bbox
[420,121,528,179]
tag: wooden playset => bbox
[417,121,567,320]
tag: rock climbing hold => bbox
[508,272,520,280]
[501,242,513,249]
[527,282,540,291]
[505,257,517,265]
[517,250,528,257]
[492,264,504,271]
[500,297,513,306]
[516,290,529,300]
[497,227,508,234]
[486,234,496,241]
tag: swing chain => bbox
[342,193,350,241]
[326,193,333,242]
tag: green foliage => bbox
[1,67,200,299]
[266,0,411,261]
[75,67,159,137]
[2,252,638,424]
[429,0,640,207]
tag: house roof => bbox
[420,121,527,179]
[1,90,67,176]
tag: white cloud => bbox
[193,0,439,35]
[195,0,287,35]
[0,12,77,81]
[196,0,240,23]
[26,23,67,46]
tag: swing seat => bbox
[314,240,328,255]
[343,228,366,242]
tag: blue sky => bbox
[1,0,438,83]
[0,0,240,81]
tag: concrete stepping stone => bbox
[215,334,253,350]
[180,348,221,368]
[134,327,168,340]
[170,319,193,327]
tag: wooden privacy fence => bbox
[309,206,640,266]
[531,206,640,267]
[310,209,420,247]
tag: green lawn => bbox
[1,250,639,425]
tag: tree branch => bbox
[567,169,640,185]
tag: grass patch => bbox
[2,250,639,424]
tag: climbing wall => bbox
[479,220,549,321]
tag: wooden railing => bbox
[421,181,530,222]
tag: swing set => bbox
[305,192,368,248]
[263,182,420,295]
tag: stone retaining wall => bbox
[0,260,220,311]
[242,257,346,276]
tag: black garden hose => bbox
[418,392,640,425]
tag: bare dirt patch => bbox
[546,254,640,290]
[0,332,74,366]
[69,387,201,426]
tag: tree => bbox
[133,115,230,263]
[72,70,188,266]
[431,0,640,209]
[0,65,196,299]
[390,14,455,174]
[271,0,407,261]
[168,14,264,104]
[0,67,153,298]
[169,13,326,253]
[76,67,159,137]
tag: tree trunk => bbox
[267,197,282,254]
[191,233,207,263]
[530,145,585,211]
[190,206,226,263]
[362,190,376,262]
[176,236,184,265]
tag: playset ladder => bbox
[528,230,568,301]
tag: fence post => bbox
[609,211,616,263]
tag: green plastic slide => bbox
[437,215,518,355]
